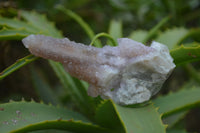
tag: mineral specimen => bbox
[22,35,175,105]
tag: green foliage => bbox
[115,103,165,133]
[30,67,59,105]
[153,87,200,117]
[48,61,95,116]
[0,55,38,80]
[89,32,118,46]
[0,1,200,132]
[20,10,62,38]
[0,27,33,40]
[108,20,123,40]
[129,30,148,42]
[0,101,108,133]
[95,100,126,132]
[170,44,200,65]
[155,28,200,50]
[0,17,38,33]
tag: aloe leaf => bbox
[95,100,126,133]
[0,9,63,79]
[170,44,200,66]
[115,103,166,133]
[30,67,59,105]
[107,19,122,46]
[184,64,200,84]
[156,28,188,49]
[48,61,95,116]
[0,55,38,80]
[0,101,108,133]
[155,80,195,128]
[156,28,200,50]
[95,100,165,133]
[48,61,86,103]
[153,87,200,118]
[108,20,123,39]
[0,17,39,33]
[128,30,148,42]
[20,10,62,38]
[163,111,188,129]
[0,27,33,40]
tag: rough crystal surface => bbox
[22,35,175,105]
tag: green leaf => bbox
[48,61,95,116]
[109,20,123,39]
[0,27,33,40]
[0,10,63,39]
[20,10,62,38]
[162,81,198,129]
[0,17,39,33]
[156,28,188,49]
[155,28,200,50]
[107,20,122,46]
[30,67,59,105]
[0,101,108,133]
[128,30,148,42]
[115,103,166,133]
[48,61,86,103]
[0,55,38,80]
[95,100,126,133]
[90,32,118,46]
[170,44,200,65]
[163,111,188,128]
[95,100,165,133]
[0,10,63,79]
[153,87,200,118]
[184,64,200,84]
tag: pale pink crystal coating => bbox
[22,35,175,105]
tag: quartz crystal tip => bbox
[22,34,36,48]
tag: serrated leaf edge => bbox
[95,100,127,132]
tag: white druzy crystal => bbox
[22,35,175,105]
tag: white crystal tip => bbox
[22,34,37,48]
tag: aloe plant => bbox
[0,6,200,133]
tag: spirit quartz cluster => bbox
[22,35,175,105]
